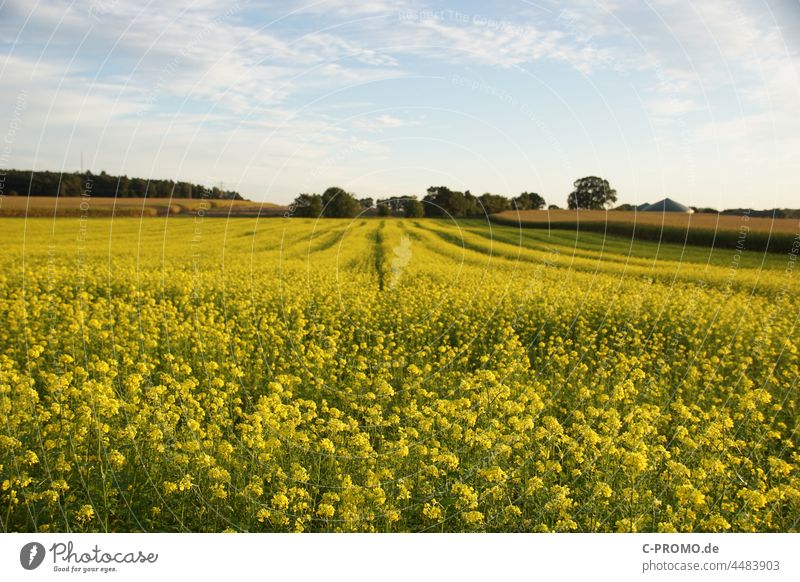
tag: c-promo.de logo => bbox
[20,542,46,570]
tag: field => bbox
[1,216,799,532]
[0,196,282,217]
[492,210,800,253]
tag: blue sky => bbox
[1,0,798,208]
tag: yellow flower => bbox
[22,451,39,466]
[271,493,290,511]
[75,505,95,525]
[316,504,336,519]
[623,451,648,476]
[461,511,484,525]
[593,482,613,499]
[108,450,125,469]
[422,500,443,521]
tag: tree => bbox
[376,197,395,212]
[359,198,374,209]
[117,175,131,198]
[58,174,82,196]
[478,193,511,214]
[322,186,361,218]
[0,169,245,200]
[129,177,147,197]
[423,186,467,217]
[291,193,323,218]
[376,198,393,213]
[463,191,480,216]
[567,176,617,210]
[548,204,560,210]
[174,181,192,199]
[157,180,174,198]
[403,198,425,218]
[511,191,545,210]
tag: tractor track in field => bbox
[373,220,387,291]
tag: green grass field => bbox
[491,210,800,253]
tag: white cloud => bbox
[2,0,798,205]
[647,97,701,116]
[351,113,416,131]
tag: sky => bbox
[1,0,799,209]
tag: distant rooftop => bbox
[639,198,693,213]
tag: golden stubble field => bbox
[1,216,798,532]
[0,196,282,217]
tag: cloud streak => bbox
[0,0,797,206]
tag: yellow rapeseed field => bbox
[1,216,798,532]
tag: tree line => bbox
[291,186,550,218]
[0,169,244,200]
[290,177,620,218]
[291,177,800,219]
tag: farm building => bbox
[639,198,693,213]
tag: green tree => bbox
[174,182,192,199]
[58,174,82,196]
[322,187,361,218]
[129,177,147,197]
[478,193,511,214]
[403,198,425,217]
[567,176,617,210]
[291,193,323,218]
[157,180,175,198]
[0,169,244,200]
[511,192,545,210]
[377,196,415,213]
[463,191,480,216]
[423,186,467,217]
[117,175,130,197]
